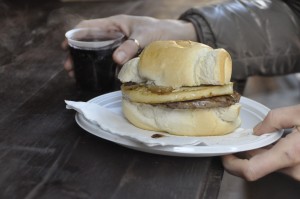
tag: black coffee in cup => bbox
[65,28,124,93]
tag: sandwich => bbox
[117,40,241,136]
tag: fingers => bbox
[254,105,300,135]
[278,131,300,181]
[236,147,269,159]
[222,148,270,181]
[113,39,142,65]
[222,155,251,179]
[222,131,300,181]
[64,55,75,78]
[222,149,287,181]
[63,38,141,77]
[61,39,69,50]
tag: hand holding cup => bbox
[65,28,125,93]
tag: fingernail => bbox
[115,51,127,64]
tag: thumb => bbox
[254,105,300,135]
[113,39,141,65]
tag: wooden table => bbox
[0,1,224,198]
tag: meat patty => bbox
[157,91,241,109]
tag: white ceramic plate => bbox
[74,91,283,157]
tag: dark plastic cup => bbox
[65,28,125,93]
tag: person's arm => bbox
[179,0,300,82]
[284,0,300,18]
[63,15,197,77]
[222,105,300,181]
[64,0,300,82]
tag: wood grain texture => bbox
[0,1,224,198]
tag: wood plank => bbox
[0,70,223,198]
[0,1,225,198]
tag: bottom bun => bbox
[122,98,241,136]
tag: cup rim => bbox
[65,28,125,49]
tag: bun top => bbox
[118,40,232,88]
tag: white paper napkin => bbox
[65,100,267,147]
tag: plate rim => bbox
[74,91,283,157]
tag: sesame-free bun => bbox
[118,40,240,136]
[118,40,232,88]
[122,98,241,136]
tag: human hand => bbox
[222,105,300,181]
[62,14,197,77]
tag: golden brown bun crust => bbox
[118,40,232,88]
[122,98,241,136]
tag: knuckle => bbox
[77,20,89,28]
[265,109,278,124]
[113,14,128,22]
[285,142,300,164]
[79,20,88,25]
[243,167,259,181]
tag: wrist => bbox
[178,20,197,41]
[161,19,197,42]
